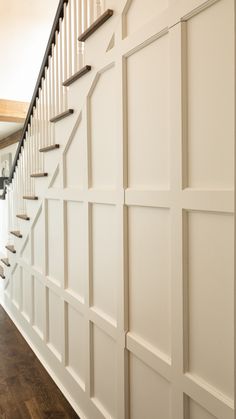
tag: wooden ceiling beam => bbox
[0,129,23,150]
[0,99,29,123]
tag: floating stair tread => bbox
[0,267,5,279]
[39,144,60,153]
[30,173,48,178]
[78,9,113,42]
[23,196,38,200]
[16,214,30,221]
[63,65,92,87]
[50,109,74,123]
[10,231,22,238]
[1,258,10,267]
[5,245,16,254]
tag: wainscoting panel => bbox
[1,1,235,418]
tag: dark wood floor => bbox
[0,306,79,419]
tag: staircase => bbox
[1,0,112,277]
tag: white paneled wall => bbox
[0,0,235,419]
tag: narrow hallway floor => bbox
[0,306,79,419]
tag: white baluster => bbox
[51,45,56,120]
[82,0,88,31]
[43,80,47,151]
[96,0,102,18]
[38,89,42,155]
[68,0,72,77]
[30,116,34,194]
[63,3,68,109]
[59,19,63,113]
[88,0,94,26]
[78,0,83,69]
[45,68,49,146]
[55,31,59,116]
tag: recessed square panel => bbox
[186,0,234,189]
[127,34,169,190]
[187,211,234,399]
[66,304,86,388]
[129,353,171,419]
[129,206,171,357]
[33,277,44,338]
[66,201,86,301]
[92,325,117,418]
[47,200,63,285]
[48,289,62,359]
[91,204,118,323]
[89,66,117,188]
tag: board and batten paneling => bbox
[1,1,235,418]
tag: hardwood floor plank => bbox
[25,398,43,419]
[0,307,79,418]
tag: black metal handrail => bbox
[1,0,68,199]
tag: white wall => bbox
[0,142,18,174]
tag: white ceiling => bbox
[0,0,59,103]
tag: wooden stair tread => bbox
[39,144,60,153]
[78,9,113,42]
[5,245,16,254]
[63,65,92,87]
[10,230,22,238]
[23,196,38,200]
[0,266,5,279]
[30,173,48,178]
[16,214,30,221]
[1,258,10,267]
[50,109,74,123]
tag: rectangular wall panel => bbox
[186,211,234,400]
[32,209,44,273]
[91,324,117,418]
[47,199,63,285]
[127,33,169,190]
[124,0,168,36]
[91,204,118,324]
[33,276,45,339]
[47,288,62,360]
[188,398,217,419]
[128,206,171,359]
[89,65,117,189]
[66,201,86,301]
[22,268,31,322]
[186,0,234,189]
[129,353,171,419]
[66,303,86,389]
